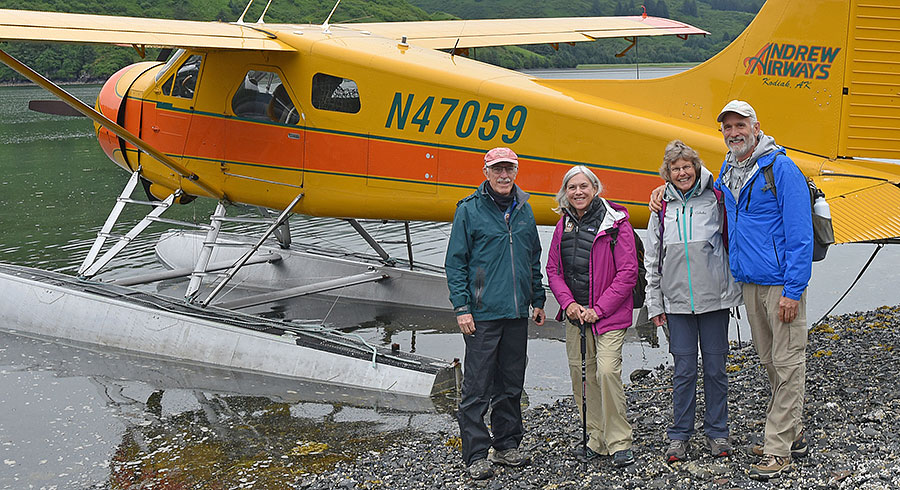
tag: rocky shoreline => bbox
[301,305,900,489]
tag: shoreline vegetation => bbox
[575,62,700,69]
[299,304,900,489]
[0,63,702,88]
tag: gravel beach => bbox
[301,305,900,489]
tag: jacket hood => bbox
[663,166,715,203]
[597,198,629,232]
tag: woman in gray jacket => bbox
[644,140,742,463]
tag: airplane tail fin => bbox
[730,0,900,161]
[541,0,900,161]
[536,0,900,243]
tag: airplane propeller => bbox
[28,99,85,117]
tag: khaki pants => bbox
[743,283,807,458]
[565,325,633,454]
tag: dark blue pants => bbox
[458,317,527,465]
[667,309,729,441]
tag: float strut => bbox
[78,172,178,278]
[199,192,304,307]
[185,202,227,302]
[346,219,395,266]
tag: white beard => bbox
[727,132,757,161]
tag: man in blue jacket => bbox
[445,147,546,481]
[714,100,813,480]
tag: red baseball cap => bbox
[484,147,518,167]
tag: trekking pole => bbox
[580,319,588,470]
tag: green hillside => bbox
[0,0,437,82]
[0,0,761,82]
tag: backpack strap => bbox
[762,165,777,200]
[607,227,620,279]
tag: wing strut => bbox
[0,49,223,200]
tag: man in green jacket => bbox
[445,147,546,480]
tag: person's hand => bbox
[533,307,545,326]
[652,313,667,327]
[778,296,800,323]
[565,303,584,322]
[581,308,599,324]
[457,313,475,335]
[648,184,666,213]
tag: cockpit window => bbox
[164,55,203,99]
[155,49,185,82]
[311,73,360,114]
[231,70,300,125]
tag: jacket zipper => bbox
[772,236,780,268]
[689,207,694,240]
[508,209,519,318]
[681,204,696,313]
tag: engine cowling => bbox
[94,61,163,172]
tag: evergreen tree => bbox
[656,0,670,18]
[681,0,698,16]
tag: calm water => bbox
[1,71,899,488]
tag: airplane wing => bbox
[333,16,709,49]
[0,9,706,52]
[0,9,292,51]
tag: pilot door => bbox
[224,68,304,202]
[141,52,202,167]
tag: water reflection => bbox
[0,329,456,488]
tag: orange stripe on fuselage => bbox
[131,103,660,203]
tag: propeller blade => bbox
[28,99,86,117]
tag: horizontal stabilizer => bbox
[817,177,900,243]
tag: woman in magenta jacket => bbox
[546,165,639,468]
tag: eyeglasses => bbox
[488,165,518,175]
[669,164,694,174]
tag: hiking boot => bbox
[749,454,791,481]
[489,447,531,467]
[790,431,809,458]
[665,439,690,463]
[751,431,808,459]
[708,436,733,458]
[466,458,493,480]
[612,449,635,467]
[572,445,602,462]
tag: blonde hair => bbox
[659,140,704,182]
[553,165,603,214]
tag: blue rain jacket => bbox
[713,146,812,300]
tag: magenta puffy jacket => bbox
[546,198,638,336]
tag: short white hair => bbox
[553,165,602,214]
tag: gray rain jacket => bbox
[644,167,742,319]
